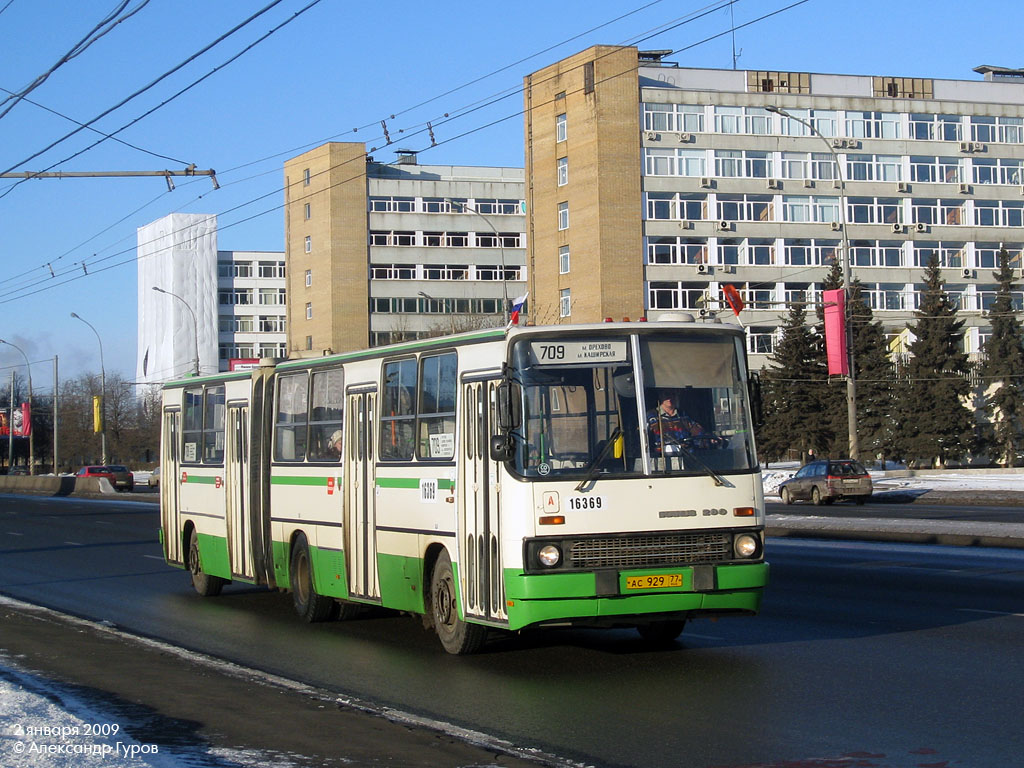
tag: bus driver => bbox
[646,391,721,453]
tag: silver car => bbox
[779,460,872,505]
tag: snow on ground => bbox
[0,655,323,768]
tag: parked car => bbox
[76,465,135,492]
[8,466,28,475]
[778,459,872,505]
[148,466,161,488]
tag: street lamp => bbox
[765,104,859,460]
[70,312,106,465]
[153,286,200,376]
[446,199,510,324]
[0,339,33,475]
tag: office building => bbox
[283,143,526,356]
[524,47,1024,366]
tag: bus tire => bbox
[430,550,486,655]
[188,528,225,597]
[637,620,686,645]
[290,534,338,623]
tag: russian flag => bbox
[508,293,528,326]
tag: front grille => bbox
[568,532,732,569]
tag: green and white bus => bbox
[158,319,768,653]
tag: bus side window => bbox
[275,373,309,462]
[307,367,344,461]
[381,359,416,460]
[417,352,456,460]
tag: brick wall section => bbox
[525,45,644,325]
[284,142,369,356]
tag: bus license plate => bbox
[625,574,683,590]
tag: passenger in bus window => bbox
[326,430,343,457]
[646,391,723,453]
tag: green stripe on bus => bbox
[376,477,454,490]
[183,475,220,485]
[270,476,338,487]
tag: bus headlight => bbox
[734,534,760,559]
[537,544,562,568]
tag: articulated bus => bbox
[159,319,768,653]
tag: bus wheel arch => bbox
[289,531,338,622]
[186,523,225,597]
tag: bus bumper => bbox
[502,562,768,631]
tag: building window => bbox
[305,269,312,287]
[259,260,285,278]
[305,302,312,320]
[303,168,311,186]
[559,245,570,274]
[557,156,568,186]
[305,335,312,350]
[583,61,594,94]
[556,112,567,142]
[304,203,311,220]
[304,236,311,253]
[559,289,571,318]
[558,202,569,230]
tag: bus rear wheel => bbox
[188,528,225,597]
[430,550,486,655]
[637,620,686,645]
[290,534,338,623]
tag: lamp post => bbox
[0,339,33,475]
[153,286,200,376]
[765,105,859,460]
[446,199,510,324]
[70,312,107,465]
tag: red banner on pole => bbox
[823,289,849,376]
[0,404,30,436]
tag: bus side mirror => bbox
[495,381,521,430]
[490,434,514,462]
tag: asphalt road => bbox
[2,493,1024,767]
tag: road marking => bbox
[7,531,23,536]
[959,608,1024,618]
[143,555,164,560]
[63,541,82,546]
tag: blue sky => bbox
[1,0,1022,389]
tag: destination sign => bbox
[528,340,628,365]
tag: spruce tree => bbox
[979,248,1024,466]
[894,253,974,466]
[758,301,830,463]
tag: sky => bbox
[2,0,1023,393]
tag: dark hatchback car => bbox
[77,465,135,492]
[779,459,872,505]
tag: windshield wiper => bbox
[668,440,730,487]
[574,426,622,492]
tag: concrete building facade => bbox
[524,47,1024,367]
[284,143,526,356]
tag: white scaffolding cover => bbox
[136,214,218,384]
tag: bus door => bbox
[225,402,255,581]
[345,387,380,601]
[460,379,507,624]
[161,407,182,564]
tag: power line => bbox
[1,0,811,303]
[0,0,289,180]
[0,0,152,121]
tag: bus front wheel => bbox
[188,528,225,597]
[290,534,338,623]
[430,550,486,655]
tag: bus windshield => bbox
[509,333,756,479]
